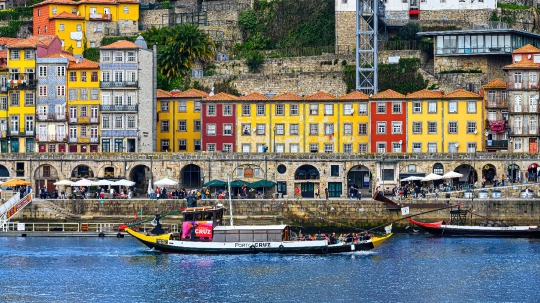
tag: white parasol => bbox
[92,179,114,186]
[72,178,94,187]
[401,176,424,181]
[154,178,178,186]
[421,173,444,182]
[112,179,135,186]
[442,171,464,179]
[54,180,73,186]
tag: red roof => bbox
[371,89,405,99]
[203,92,240,101]
[31,0,77,7]
[406,89,443,99]
[504,57,539,69]
[305,91,335,100]
[444,89,481,98]
[338,91,369,100]
[270,92,303,101]
[177,88,209,98]
[512,44,540,54]
[157,89,172,98]
[100,40,140,49]
[240,92,269,101]
[482,79,507,89]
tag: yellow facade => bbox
[0,68,8,152]
[157,89,206,152]
[54,18,85,54]
[406,89,484,153]
[236,91,370,153]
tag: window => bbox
[127,116,135,128]
[39,66,47,77]
[241,124,251,135]
[223,144,233,152]
[101,51,110,62]
[127,51,135,62]
[207,143,216,152]
[428,122,437,134]
[413,143,422,153]
[513,138,522,151]
[76,41,82,48]
[114,51,123,63]
[69,89,78,101]
[275,124,284,135]
[358,123,367,134]
[343,123,352,135]
[159,140,170,152]
[59,24,65,31]
[310,143,319,153]
[207,104,216,116]
[467,142,477,153]
[377,122,386,134]
[194,140,201,151]
[448,142,458,153]
[290,144,299,153]
[275,104,284,115]
[448,101,457,113]
[256,124,265,135]
[343,144,352,153]
[114,71,123,82]
[309,104,318,115]
[290,124,299,135]
[377,143,386,153]
[24,92,34,106]
[161,120,169,132]
[358,103,367,115]
[324,124,334,135]
[80,89,88,100]
[256,104,265,116]
[10,93,18,106]
[90,89,99,100]
[309,124,318,135]
[194,102,201,112]
[57,66,65,77]
[343,104,353,115]
[91,72,98,82]
[324,144,333,153]
[178,120,187,132]
[413,102,421,113]
[428,143,437,153]
[25,116,34,132]
[38,85,47,97]
[290,104,298,115]
[68,71,76,82]
[448,121,458,134]
[392,142,402,153]
[467,101,476,113]
[102,115,110,128]
[114,94,123,106]
[76,24,82,31]
[223,104,232,116]
[161,101,169,112]
[206,124,216,136]
[177,101,186,112]
[114,116,123,129]
[274,143,284,153]
[392,102,401,113]
[0,97,6,110]
[10,50,19,60]
[223,124,232,135]
[428,102,437,113]
[377,102,386,113]
[241,144,250,153]
[392,122,401,134]
[412,122,422,134]
[79,71,87,82]
[324,104,333,115]
[242,104,250,116]
[467,121,477,134]
[52,7,57,14]
[358,144,368,153]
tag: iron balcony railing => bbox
[486,99,508,108]
[37,114,66,121]
[507,81,540,90]
[36,134,67,142]
[8,79,37,90]
[486,140,508,148]
[100,81,138,88]
[100,104,138,112]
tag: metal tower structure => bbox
[356,0,386,95]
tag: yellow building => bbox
[0,48,9,153]
[157,88,207,152]
[406,88,484,153]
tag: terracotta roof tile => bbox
[304,91,335,100]
[177,88,209,98]
[406,89,443,99]
[8,35,58,49]
[504,57,539,69]
[240,92,269,101]
[270,92,303,101]
[203,92,240,101]
[513,44,540,54]
[51,11,85,20]
[444,89,481,98]
[338,91,369,100]
[157,89,172,98]
[44,52,76,61]
[69,58,99,69]
[0,49,6,59]
[482,79,507,89]
[370,89,405,99]
[31,0,76,7]
[0,38,24,46]
[100,40,140,49]
[77,0,138,3]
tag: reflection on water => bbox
[1,235,540,302]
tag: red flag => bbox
[134,209,142,219]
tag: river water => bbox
[0,234,539,303]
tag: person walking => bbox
[315,187,320,199]
[295,187,301,199]
[325,188,329,201]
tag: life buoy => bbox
[322,246,328,254]
[278,245,285,252]
[249,245,256,252]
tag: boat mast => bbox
[228,176,234,226]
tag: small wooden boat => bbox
[121,205,393,254]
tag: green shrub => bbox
[245,50,265,73]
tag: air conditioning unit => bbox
[473,130,477,134]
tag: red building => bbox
[370,89,407,153]
[201,92,239,152]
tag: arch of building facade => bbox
[32,162,64,180]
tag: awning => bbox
[399,173,425,179]
[203,179,227,187]
[250,180,276,188]
[229,180,254,187]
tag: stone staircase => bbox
[32,199,80,220]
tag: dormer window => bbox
[52,7,57,15]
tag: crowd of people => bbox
[296,232,371,244]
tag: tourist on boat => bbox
[329,233,337,244]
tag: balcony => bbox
[68,137,77,143]
[36,134,67,142]
[9,128,34,136]
[507,81,539,90]
[69,117,77,123]
[89,13,112,21]
[37,113,66,122]
[486,99,508,108]
[100,104,138,112]
[510,126,538,135]
[8,78,37,90]
[510,105,538,113]
[91,117,98,123]
[70,136,100,143]
[486,140,508,148]
[100,81,138,89]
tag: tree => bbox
[398,22,422,41]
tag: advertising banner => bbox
[182,221,213,240]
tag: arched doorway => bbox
[348,165,371,189]
[129,165,151,194]
[295,165,320,198]
[104,166,115,179]
[432,163,444,187]
[35,164,59,193]
[0,164,9,179]
[71,165,94,179]
[507,164,520,183]
[181,164,202,189]
[528,163,538,182]
[482,164,497,183]
[454,164,477,185]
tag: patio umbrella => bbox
[203,179,227,187]
[54,180,73,186]
[229,180,253,187]
[154,178,178,186]
[72,178,93,187]
[250,180,276,188]
[92,179,114,186]
[421,173,444,182]
[442,171,464,179]
[2,178,32,187]
[401,176,424,182]
[112,179,136,186]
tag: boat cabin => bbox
[182,206,225,227]
[211,225,291,243]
